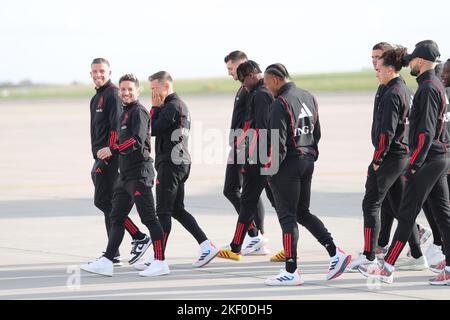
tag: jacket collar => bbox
[95,80,112,93]
[277,82,296,97]
[416,69,436,84]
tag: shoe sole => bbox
[128,241,152,265]
[358,268,393,284]
[246,248,271,256]
[217,251,241,261]
[139,270,170,277]
[80,266,113,277]
[192,250,219,268]
[265,280,304,286]
[397,265,429,271]
[327,255,352,280]
[429,280,450,286]
[134,263,151,271]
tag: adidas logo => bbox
[329,259,338,270]
[134,191,142,196]
[277,276,295,281]
[95,168,102,173]
[298,102,313,119]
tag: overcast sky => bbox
[1,0,449,84]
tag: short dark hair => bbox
[236,60,261,82]
[372,42,393,52]
[148,71,173,83]
[264,63,290,79]
[91,58,110,67]
[380,47,409,71]
[224,50,248,63]
[119,74,139,87]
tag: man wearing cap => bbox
[359,42,450,285]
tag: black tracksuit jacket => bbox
[243,79,273,165]
[229,86,248,147]
[408,70,450,170]
[110,100,153,179]
[268,82,321,165]
[90,80,121,159]
[371,77,412,165]
[150,93,191,167]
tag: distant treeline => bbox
[0,70,418,100]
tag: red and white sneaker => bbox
[429,260,446,274]
[429,268,450,286]
[358,260,394,284]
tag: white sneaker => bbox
[246,246,271,256]
[242,235,267,255]
[425,244,445,266]
[406,224,433,257]
[192,241,219,268]
[139,259,170,277]
[134,254,155,271]
[264,268,304,286]
[326,247,352,280]
[358,260,394,284]
[396,255,429,271]
[80,256,113,277]
[346,253,377,273]
[241,235,250,251]
[418,224,432,245]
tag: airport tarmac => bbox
[0,93,447,300]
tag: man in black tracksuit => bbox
[217,61,273,260]
[149,71,218,268]
[223,51,269,247]
[420,59,450,264]
[347,48,424,271]
[262,64,351,286]
[81,74,167,277]
[360,44,450,285]
[370,43,424,255]
[89,58,148,265]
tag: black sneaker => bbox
[129,235,152,264]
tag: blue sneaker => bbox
[326,247,352,280]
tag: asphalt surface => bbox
[0,93,447,300]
